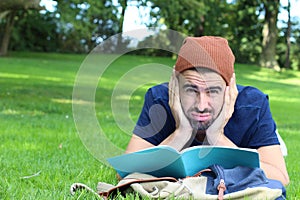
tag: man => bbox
[125,36,289,186]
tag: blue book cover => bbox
[107,145,259,178]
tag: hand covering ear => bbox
[205,73,238,145]
[167,69,195,150]
[169,69,192,130]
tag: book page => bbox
[107,145,185,178]
[181,146,259,176]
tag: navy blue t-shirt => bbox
[133,83,279,149]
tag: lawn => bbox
[0,52,299,199]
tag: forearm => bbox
[125,134,154,153]
[258,145,290,186]
[213,136,290,186]
[160,128,195,151]
[212,135,290,186]
[260,160,290,186]
[206,132,237,147]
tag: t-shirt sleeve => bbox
[225,86,280,149]
[247,94,280,148]
[133,85,175,145]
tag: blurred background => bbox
[1,0,300,71]
[1,1,300,198]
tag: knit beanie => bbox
[175,36,235,85]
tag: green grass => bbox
[0,52,299,199]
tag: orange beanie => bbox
[175,36,235,85]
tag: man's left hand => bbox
[205,73,238,145]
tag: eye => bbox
[186,87,196,92]
[184,87,198,95]
[207,89,219,94]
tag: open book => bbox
[107,145,259,178]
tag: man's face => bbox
[178,68,226,131]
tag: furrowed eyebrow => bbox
[205,86,222,91]
[183,83,198,89]
[183,84,222,92]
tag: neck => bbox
[195,130,206,142]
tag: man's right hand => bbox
[165,69,195,150]
[169,69,193,131]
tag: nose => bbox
[195,92,210,112]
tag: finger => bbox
[173,72,180,104]
[224,73,238,122]
[168,69,177,106]
[169,69,181,128]
[231,73,236,84]
[225,85,230,108]
[171,70,180,107]
[224,86,232,121]
[229,73,238,105]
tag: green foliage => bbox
[0,52,299,199]
[1,0,300,71]
[134,29,184,57]
[0,0,41,11]
[277,19,300,70]
[149,0,206,35]
[10,10,59,52]
[148,0,238,38]
[147,0,265,64]
[6,0,121,53]
[229,0,264,63]
[145,0,300,69]
[55,0,119,51]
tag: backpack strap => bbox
[217,178,226,200]
[98,173,178,198]
[70,182,104,199]
[191,166,227,200]
[191,168,212,177]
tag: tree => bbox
[4,0,127,53]
[229,0,263,64]
[148,0,206,36]
[9,10,60,52]
[284,0,292,69]
[0,0,41,56]
[0,0,40,11]
[259,0,280,70]
[53,0,120,52]
[117,0,128,48]
[146,0,236,55]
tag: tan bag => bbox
[71,166,284,200]
[95,172,282,200]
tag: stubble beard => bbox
[190,119,213,131]
[186,108,215,131]
[189,106,223,132]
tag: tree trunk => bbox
[0,0,42,56]
[259,0,280,71]
[284,0,292,69]
[0,11,16,56]
[0,0,41,11]
[117,0,128,51]
[194,15,205,37]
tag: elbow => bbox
[280,168,290,186]
[282,174,290,186]
[275,171,290,186]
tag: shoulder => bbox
[146,82,169,102]
[235,85,269,108]
[226,85,278,148]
